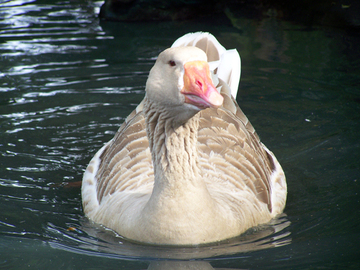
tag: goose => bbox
[81,32,287,246]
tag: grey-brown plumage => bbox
[81,32,287,245]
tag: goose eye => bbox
[169,60,176,67]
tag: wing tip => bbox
[81,141,111,216]
[262,145,287,216]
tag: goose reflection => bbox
[147,261,243,270]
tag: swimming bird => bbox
[81,32,287,245]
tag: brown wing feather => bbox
[198,108,272,211]
[197,81,273,210]
[96,113,153,203]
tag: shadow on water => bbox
[1,0,360,269]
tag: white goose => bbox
[81,32,287,245]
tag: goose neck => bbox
[143,98,202,191]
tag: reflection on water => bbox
[1,0,359,269]
[147,261,243,270]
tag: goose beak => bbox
[181,61,223,109]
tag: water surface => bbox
[0,0,359,269]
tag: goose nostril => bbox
[196,80,203,89]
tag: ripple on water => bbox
[45,215,291,261]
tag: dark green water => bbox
[1,0,359,269]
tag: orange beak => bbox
[181,61,223,109]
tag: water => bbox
[1,0,359,269]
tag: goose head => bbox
[145,46,223,124]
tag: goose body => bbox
[81,32,287,245]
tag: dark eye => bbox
[168,60,176,67]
